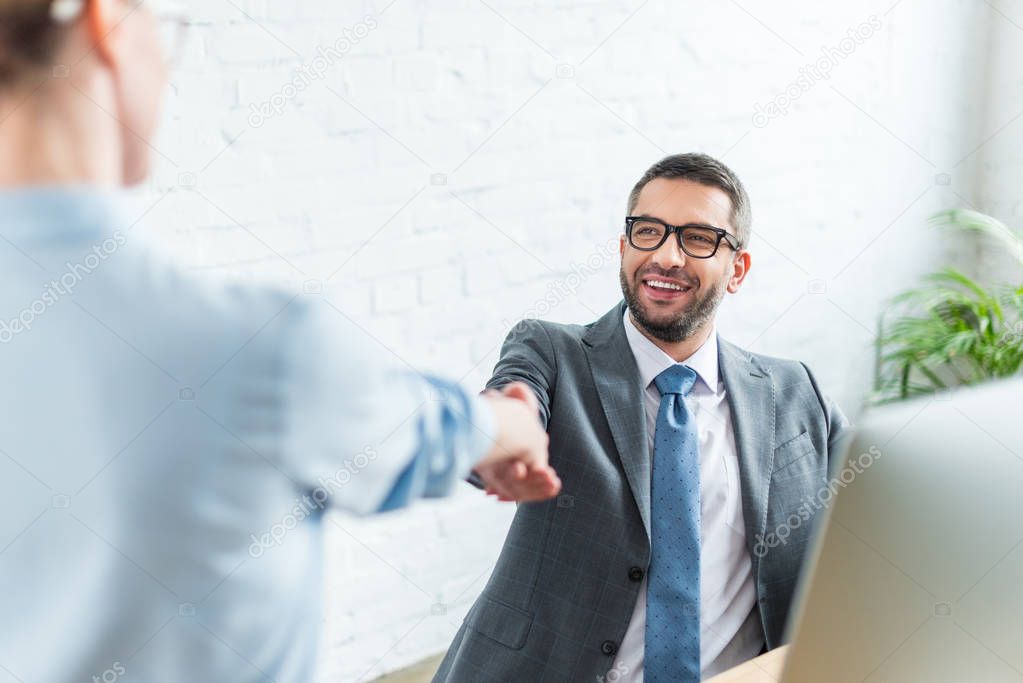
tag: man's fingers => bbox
[478,458,561,503]
[506,467,561,502]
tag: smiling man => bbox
[434,153,851,682]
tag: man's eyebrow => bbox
[635,213,668,222]
[635,213,726,230]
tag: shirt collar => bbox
[622,308,720,394]
[0,185,131,245]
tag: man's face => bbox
[619,178,748,343]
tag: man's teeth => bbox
[646,280,686,291]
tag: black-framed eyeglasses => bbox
[624,216,740,258]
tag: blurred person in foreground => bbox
[0,1,559,681]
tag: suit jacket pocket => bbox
[466,596,534,650]
[772,430,815,474]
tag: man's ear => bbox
[726,250,751,293]
[619,234,626,257]
[84,0,118,67]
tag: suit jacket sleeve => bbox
[463,319,557,491]
[801,361,853,475]
[484,319,558,431]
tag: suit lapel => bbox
[581,304,779,570]
[718,338,776,583]
[583,302,653,540]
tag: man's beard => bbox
[619,266,726,343]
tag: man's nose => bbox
[651,233,687,270]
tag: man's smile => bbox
[640,275,694,302]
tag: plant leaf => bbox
[930,209,1023,267]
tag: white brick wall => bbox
[971,1,1023,286]
[134,0,1010,679]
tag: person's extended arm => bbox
[281,300,558,515]
[469,319,558,498]
[483,319,556,427]
[378,377,559,510]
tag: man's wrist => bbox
[468,393,499,471]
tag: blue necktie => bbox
[645,364,701,682]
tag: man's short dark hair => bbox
[627,153,752,249]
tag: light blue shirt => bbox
[0,187,495,682]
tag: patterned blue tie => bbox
[645,363,701,683]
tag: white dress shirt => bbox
[609,310,764,681]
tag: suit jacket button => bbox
[601,640,618,656]
[628,566,645,582]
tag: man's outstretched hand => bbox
[474,382,561,503]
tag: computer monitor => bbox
[780,378,1023,683]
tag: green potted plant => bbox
[873,209,1023,404]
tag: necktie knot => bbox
[654,364,697,397]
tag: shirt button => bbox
[601,640,618,656]
[628,566,645,582]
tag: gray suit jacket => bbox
[434,301,851,682]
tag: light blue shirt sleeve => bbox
[280,297,496,515]
[377,374,496,512]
